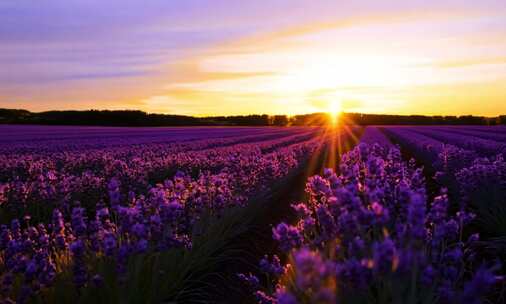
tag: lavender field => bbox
[0,125,505,303]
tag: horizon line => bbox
[2,107,505,119]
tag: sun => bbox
[328,100,342,125]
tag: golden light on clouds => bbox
[142,8,506,116]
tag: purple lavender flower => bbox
[259,255,284,276]
[372,238,398,274]
[71,207,87,237]
[108,178,121,206]
[462,266,502,304]
[275,288,297,304]
[292,248,333,290]
[255,290,276,304]
[69,240,87,288]
[272,223,303,252]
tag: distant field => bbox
[0,125,504,303]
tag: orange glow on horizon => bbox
[146,11,506,117]
[328,100,342,125]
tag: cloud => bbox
[2,1,506,116]
[434,57,506,68]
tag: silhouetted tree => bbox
[0,108,503,126]
[272,115,289,126]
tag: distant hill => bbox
[0,108,504,126]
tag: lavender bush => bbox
[384,126,506,246]
[247,143,503,304]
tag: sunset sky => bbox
[1,0,506,116]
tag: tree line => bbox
[0,108,504,126]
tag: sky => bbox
[1,0,506,116]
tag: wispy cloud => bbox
[1,1,506,115]
[434,57,506,68]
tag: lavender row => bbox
[446,125,506,133]
[0,126,312,155]
[0,129,325,222]
[382,127,506,269]
[0,128,321,185]
[383,127,505,201]
[0,128,318,178]
[381,127,478,175]
[414,126,506,143]
[404,127,506,158]
[244,143,503,304]
[0,125,295,142]
[359,126,393,147]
